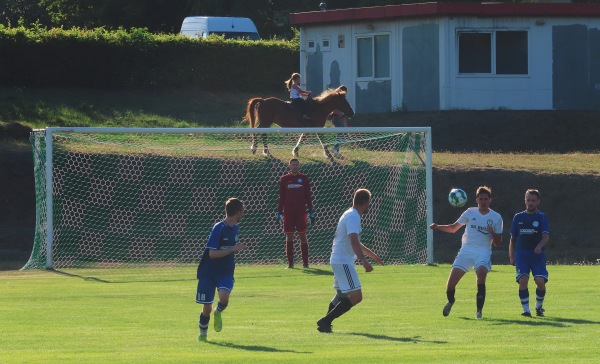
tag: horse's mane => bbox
[313,86,347,104]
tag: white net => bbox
[24,127,431,269]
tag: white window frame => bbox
[307,37,316,53]
[457,29,529,77]
[355,32,391,81]
[321,36,331,52]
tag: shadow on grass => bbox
[49,269,195,284]
[50,269,112,283]
[460,316,600,327]
[205,340,311,353]
[347,332,447,344]
[300,267,334,276]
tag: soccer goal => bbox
[24,127,432,270]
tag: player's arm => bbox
[509,235,517,265]
[349,233,373,272]
[534,233,549,254]
[360,243,384,266]
[487,226,502,247]
[534,215,550,254]
[509,215,519,264]
[305,175,313,211]
[278,177,285,213]
[429,222,463,234]
[208,244,246,259]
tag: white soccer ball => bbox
[448,188,467,208]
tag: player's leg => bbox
[213,276,234,332]
[196,278,216,341]
[327,289,346,314]
[474,262,490,318]
[317,264,361,332]
[284,229,295,268]
[298,232,309,268]
[443,251,470,316]
[516,250,533,316]
[532,254,549,316]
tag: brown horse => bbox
[243,86,354,157]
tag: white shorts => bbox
[452,248,492,273]
[331,263,362,293]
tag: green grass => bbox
[1,265,599,363]
[434,152,600,176]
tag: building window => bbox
[458,31,528,75]
[307,38,316,53]
[357,34,390,79]
[322,36,331,52]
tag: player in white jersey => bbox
[316,188,384,333]
[430,186,503,319]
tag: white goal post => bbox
[25,127,433,269]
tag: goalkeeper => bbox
[278,158,314,269]
[196,198,246,342]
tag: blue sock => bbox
[535,289,546,309]
[199,313,210,331]
[519,289,530,312]
[216,301,228,313]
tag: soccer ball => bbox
[448,188,467,208]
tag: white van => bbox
[180,16,260,40]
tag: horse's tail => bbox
[243,98,262,128]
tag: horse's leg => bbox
[251,133,258,155]
[316,134,334,162]
[293,133,305,157]
[332,133,344,159]
[261,132,271,157]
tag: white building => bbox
[290,2,600,112]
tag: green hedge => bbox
[0,26,299,92]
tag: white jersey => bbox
[456,207,503,251]
[290,85,301,99]
[330,207,362,265]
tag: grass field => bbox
[1,265,599,363]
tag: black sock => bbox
[476,284,486,311]
[322,297,353,324]
[327,295,341,314]
[446,289,456,303]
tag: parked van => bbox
[180,16,260,40]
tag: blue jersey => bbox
[510,210,550,251]
[197,221,239,279]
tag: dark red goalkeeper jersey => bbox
[278,172,313,214]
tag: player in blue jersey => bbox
[430,186,503,319]
[196,198,246,342]
[509,189,550,317]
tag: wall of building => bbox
[300,15,600,112]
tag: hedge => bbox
[0,26,299,92]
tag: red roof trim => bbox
[290,2,600,26]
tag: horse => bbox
[243,85,355,158]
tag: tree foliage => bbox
[2,0,599,38]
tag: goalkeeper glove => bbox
[277,211,283,224]
[307,210,315,226]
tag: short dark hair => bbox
[476,186,492,198]
[289,158,299,164]
[225,198,244,217]
[525,189,540,199]
[353,188,371,206]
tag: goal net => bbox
[24,127,432,270]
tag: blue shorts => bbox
[196,274,234,304]
[515,249,548,283]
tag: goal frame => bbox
[38,126,433,269]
